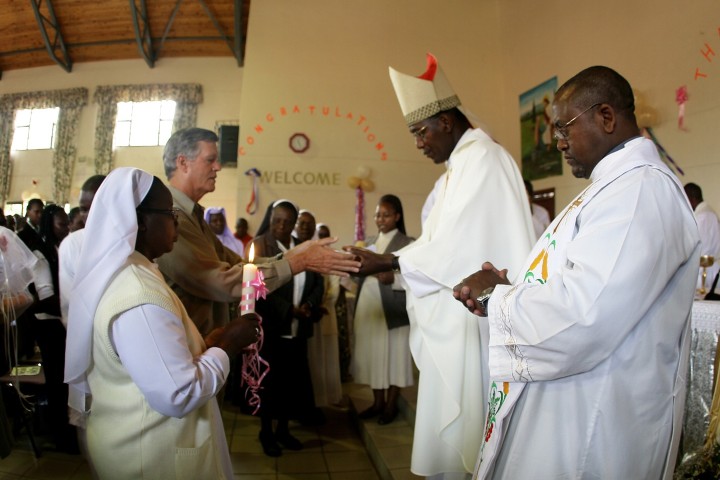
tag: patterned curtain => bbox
[93,84,203,174]
[0,88,88,205]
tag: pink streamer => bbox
[239,269,270,414]
[354,186,365,242]
[240,314,270,415]
[675,86,688,131]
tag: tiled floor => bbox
[0,383,419,479]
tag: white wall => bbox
[236,0,505,244]
[494,0,720,208]
[1,57,244,220]
[3,0,719,241]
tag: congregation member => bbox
[316,223,331,239]
[346,53,535,478]
[17,198,43,246]
[31,204,77,452]
[155,127,359,337]
[297,210,343,408]
[352,194,414,425]
[65,168,259,479]
[59,175,107,327]
[251,200,325,456]
[453,66,699,479]
[204,206,245,256]
[67,207,83,233]
[524,179,551,239]
[234,217,253,250]
[684,182,720,291]
[4,213,15,231]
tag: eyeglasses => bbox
[553,103,602,141]
[137,207,179,221]
[411,125,429,143]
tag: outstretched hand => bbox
[342,246,394,276]
[286,237,361,276]
[452,262,510,316]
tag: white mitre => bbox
[388,53,461,125]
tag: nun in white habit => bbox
[64,167,258,479]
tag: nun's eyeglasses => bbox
[137,207,179,221]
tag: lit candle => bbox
[240,243,258,314]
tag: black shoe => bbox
[275,432,303,451]
[378,408,398,425]
[358,406,383,420]
[258,431,282,457]
[299,408,326,426]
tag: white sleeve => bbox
[111,303,230,418]
[31,250,55,301]
[59,233,79,327]
[487,169,698,381]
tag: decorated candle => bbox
[240,243,257,314]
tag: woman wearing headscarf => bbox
[203,206,245,256]
[64,168,259,479]
[251,200,324,456]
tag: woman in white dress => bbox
[352,194,414,424]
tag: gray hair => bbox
[162,127,219,179]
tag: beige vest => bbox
[86,253,224,479]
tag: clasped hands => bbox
[452,262,511,316]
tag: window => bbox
[113,100,176,147]
[11,107,60,150]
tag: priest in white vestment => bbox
[348,53,535,478]
[683,182,720,293]
[454,66,700,480]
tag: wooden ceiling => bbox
[0,0,250,79]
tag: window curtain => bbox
[93,84,203,174]
[0,88,88,206]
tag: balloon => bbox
[355,165,371,179]
[633,89,645,107]
[360,179,375,192]
[637,109,659,128]
[347,177,361,188]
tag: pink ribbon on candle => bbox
[250,270,269,300]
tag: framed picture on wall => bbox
[519,77,562,180]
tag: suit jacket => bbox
[18,225,42,251]
[156,186,293,336]
[252,234,324,339]
[358,231,414,329]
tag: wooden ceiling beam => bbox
[233,0,244,66]
[196,0,238,65]
[130,0,155,68]
[29,0,72,73]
